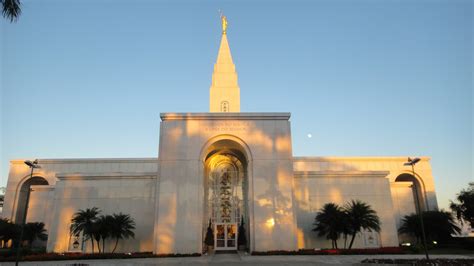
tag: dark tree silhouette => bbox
[96,215,114,253]
[91,221,102,253]
[71,208,136,254]
[313,203,345,249]
[24,222,48,247]
[344,200,381,249]
[204,219,214,247]
[70,207,100,253]
[0,218,19,248]
[238,216,247,247]
[450,182,474,228]
[1,0,21,22]
[110,213,135,253]
[399,210,461,244]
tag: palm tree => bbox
[90,221,102,253]
[340,212,352,249]
[344,200,381,249]
[70,207,100,253]
[399,210,461,244]
[313,203,345,249]
[23,222,48,247]
[1,0,21,22]
[95,215,114,253]
[0,218,19,248]
[110,213,135,253]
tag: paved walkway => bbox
[0,253,472,266]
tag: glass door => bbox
[215,223,238,250]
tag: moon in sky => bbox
[307,133,312,138]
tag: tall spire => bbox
[210,14,240,112]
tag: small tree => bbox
[70,207,100,253]
[344,200,381,249]
[313,203,345,249]
[399,210,461,244]
[96,215,114,253]
[91,221,102,253]
[450,182,474,228]
[110,213,135,253]
[0,218,19,248]
[340,212,352,249]
[23,222,48,247]
[238,216,247,247]
[204,219,214,248]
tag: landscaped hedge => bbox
[251,247,404,255]
[0,252,201,262]
[361,258,474,265]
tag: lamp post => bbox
[15,159,40,266]
[404,157,429,260]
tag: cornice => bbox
[56,172,158,180]
[293,156,431,162]
[294,170,390,178]
[11,158,158,164]
[160,112,291,121]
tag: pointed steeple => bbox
[210,15,240,112]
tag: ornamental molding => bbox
[294,170,390,178]
[56,172,158,180]
[160,112,291,121]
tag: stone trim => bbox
[160,112,291,121]
[11,158,158,164]
[293,156,431,162]
[29,185,55,191]
[294,171,390,178]
[390,181,413,187]
[56,172,158,180]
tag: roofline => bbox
[293,156,431,162]
[294,170,390,178]
[10,158,158,164]
[160,112,291,121]
[10,156,431,164]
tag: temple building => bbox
[1,17,438,254]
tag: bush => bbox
[251,247,404,256]
[0,252,201,262]
[0,247,46,258]
[204,220,214,247]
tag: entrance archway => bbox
[15,176,49,224]
[395,173,428,212]
[202,138,250,251]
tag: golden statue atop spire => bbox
[221,13,228,35]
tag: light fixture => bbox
[403,157,429,260]
[16,159,41,266]
[24,159,41,169]
[404,157,420,166]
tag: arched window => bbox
[221,101,229,112]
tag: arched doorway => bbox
[203,138,249,251]
[395,173,427,212]
[15,176,49,224]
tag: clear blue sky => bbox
[1,0,472,210]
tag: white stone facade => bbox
[2,126,438,253]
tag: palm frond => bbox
[2,0,21,22]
